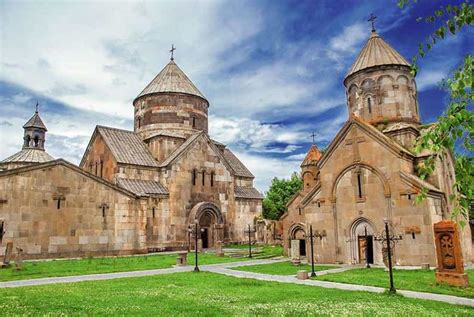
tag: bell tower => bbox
[344,17,420,127]
[23,102,48,150]
[301,143,322,193]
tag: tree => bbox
[263,173,302,220]
[398,1,473,224]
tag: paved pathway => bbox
[1,258,473,308]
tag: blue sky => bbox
[0,0,472,191]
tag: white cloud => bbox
[416,70,446,91]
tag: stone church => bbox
[282,29,473,266]
[0,55,262,259]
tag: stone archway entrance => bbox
[350,218,375,264]
[289,223,307,259]
[189,202,224,250]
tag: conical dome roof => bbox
[344,31,410,84]
[135,60,207,102]
[301,144,322,167]
[23,110,47,131]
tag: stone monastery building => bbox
[0,56,263,259]
[282,29,473,267]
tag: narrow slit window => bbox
[0,221,4,243]
[95,162,98,175]
[102,206,106,218]
[357,173,363,199]
[202,171,205,186]
[210,172,214,187]
[367,97,372,113]
[152,207,156,218]
[317,201,321,208]
[192,117,196,128]
[100,160,103,177]
[192,169,196,186]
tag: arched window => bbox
[192,169,197,186]
[202,171,205,186]
[24,135,31,147]
[367,97,372,114]
[33,135,39,147]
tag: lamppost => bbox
[374,219,402,294]
[364,226,370,269]
[244,224,256,258]
[188,223,204,272]
[305,225,326,277]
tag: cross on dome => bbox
[170,44,176,61]
[368,13,377,32]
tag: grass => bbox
[233,261,338,275]
[0,272,472,315]
[0,248,279,282]
[317,267,474,299]
[225,244,283,258]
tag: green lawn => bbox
[0,251,270,282]
[233,261,337,275]
[0,272,472,315]
[225,244,283,258]
[317,268,474,299]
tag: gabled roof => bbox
[318,117,414,169]
[23,111,47,130]
[345,31,410,83]
[117,178,168,197]
[235,186,263,199]
[223,148,254,178]
[400,172,443,195]
[81,126,159,167]
[1,148,54,164]
[158,132,253,178]
[301,144,322,167]
[0,159,137,198]
[135,60,207,102]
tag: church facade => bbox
[282,29,473,266]
[0,56,262,259]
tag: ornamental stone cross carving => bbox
[345,128,365,162]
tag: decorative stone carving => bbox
[433,220,469,286]
[290,239,301,265]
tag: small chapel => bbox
[0,52,263,259]
[282,25,473,267]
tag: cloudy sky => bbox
[0,0,472,192]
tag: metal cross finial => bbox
[310,132,317,144]
[368,13,377,32]
[170,44,176,61]
[35,100,39,113]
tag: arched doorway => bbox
[350,218,375,264]
[189,202,223,249]
[289,223,307,258]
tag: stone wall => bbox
[134,93,209,136]
[80,133,118,182]
[0,162,146,259]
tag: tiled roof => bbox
[301,144,322,167]
[97,126,159,167]
[23,111,47,130]
[223,148,254,178]
[0,148,54,164]
[135,60,207,101]
[235,186,263,199]
[400,172,442,194]
[117,178,168,197]
[345,31,410,81]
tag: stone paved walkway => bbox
[0,258,473,308]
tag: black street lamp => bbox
[374,219,402,294]
[364,226,370,269]
[188,223,204,272]
[305,225,326,277]
[244,224,256,258]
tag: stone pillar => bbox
[290,239,301,265]
[197,239,203,253]
[434,220,469,286]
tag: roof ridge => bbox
[96,125,135,134]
